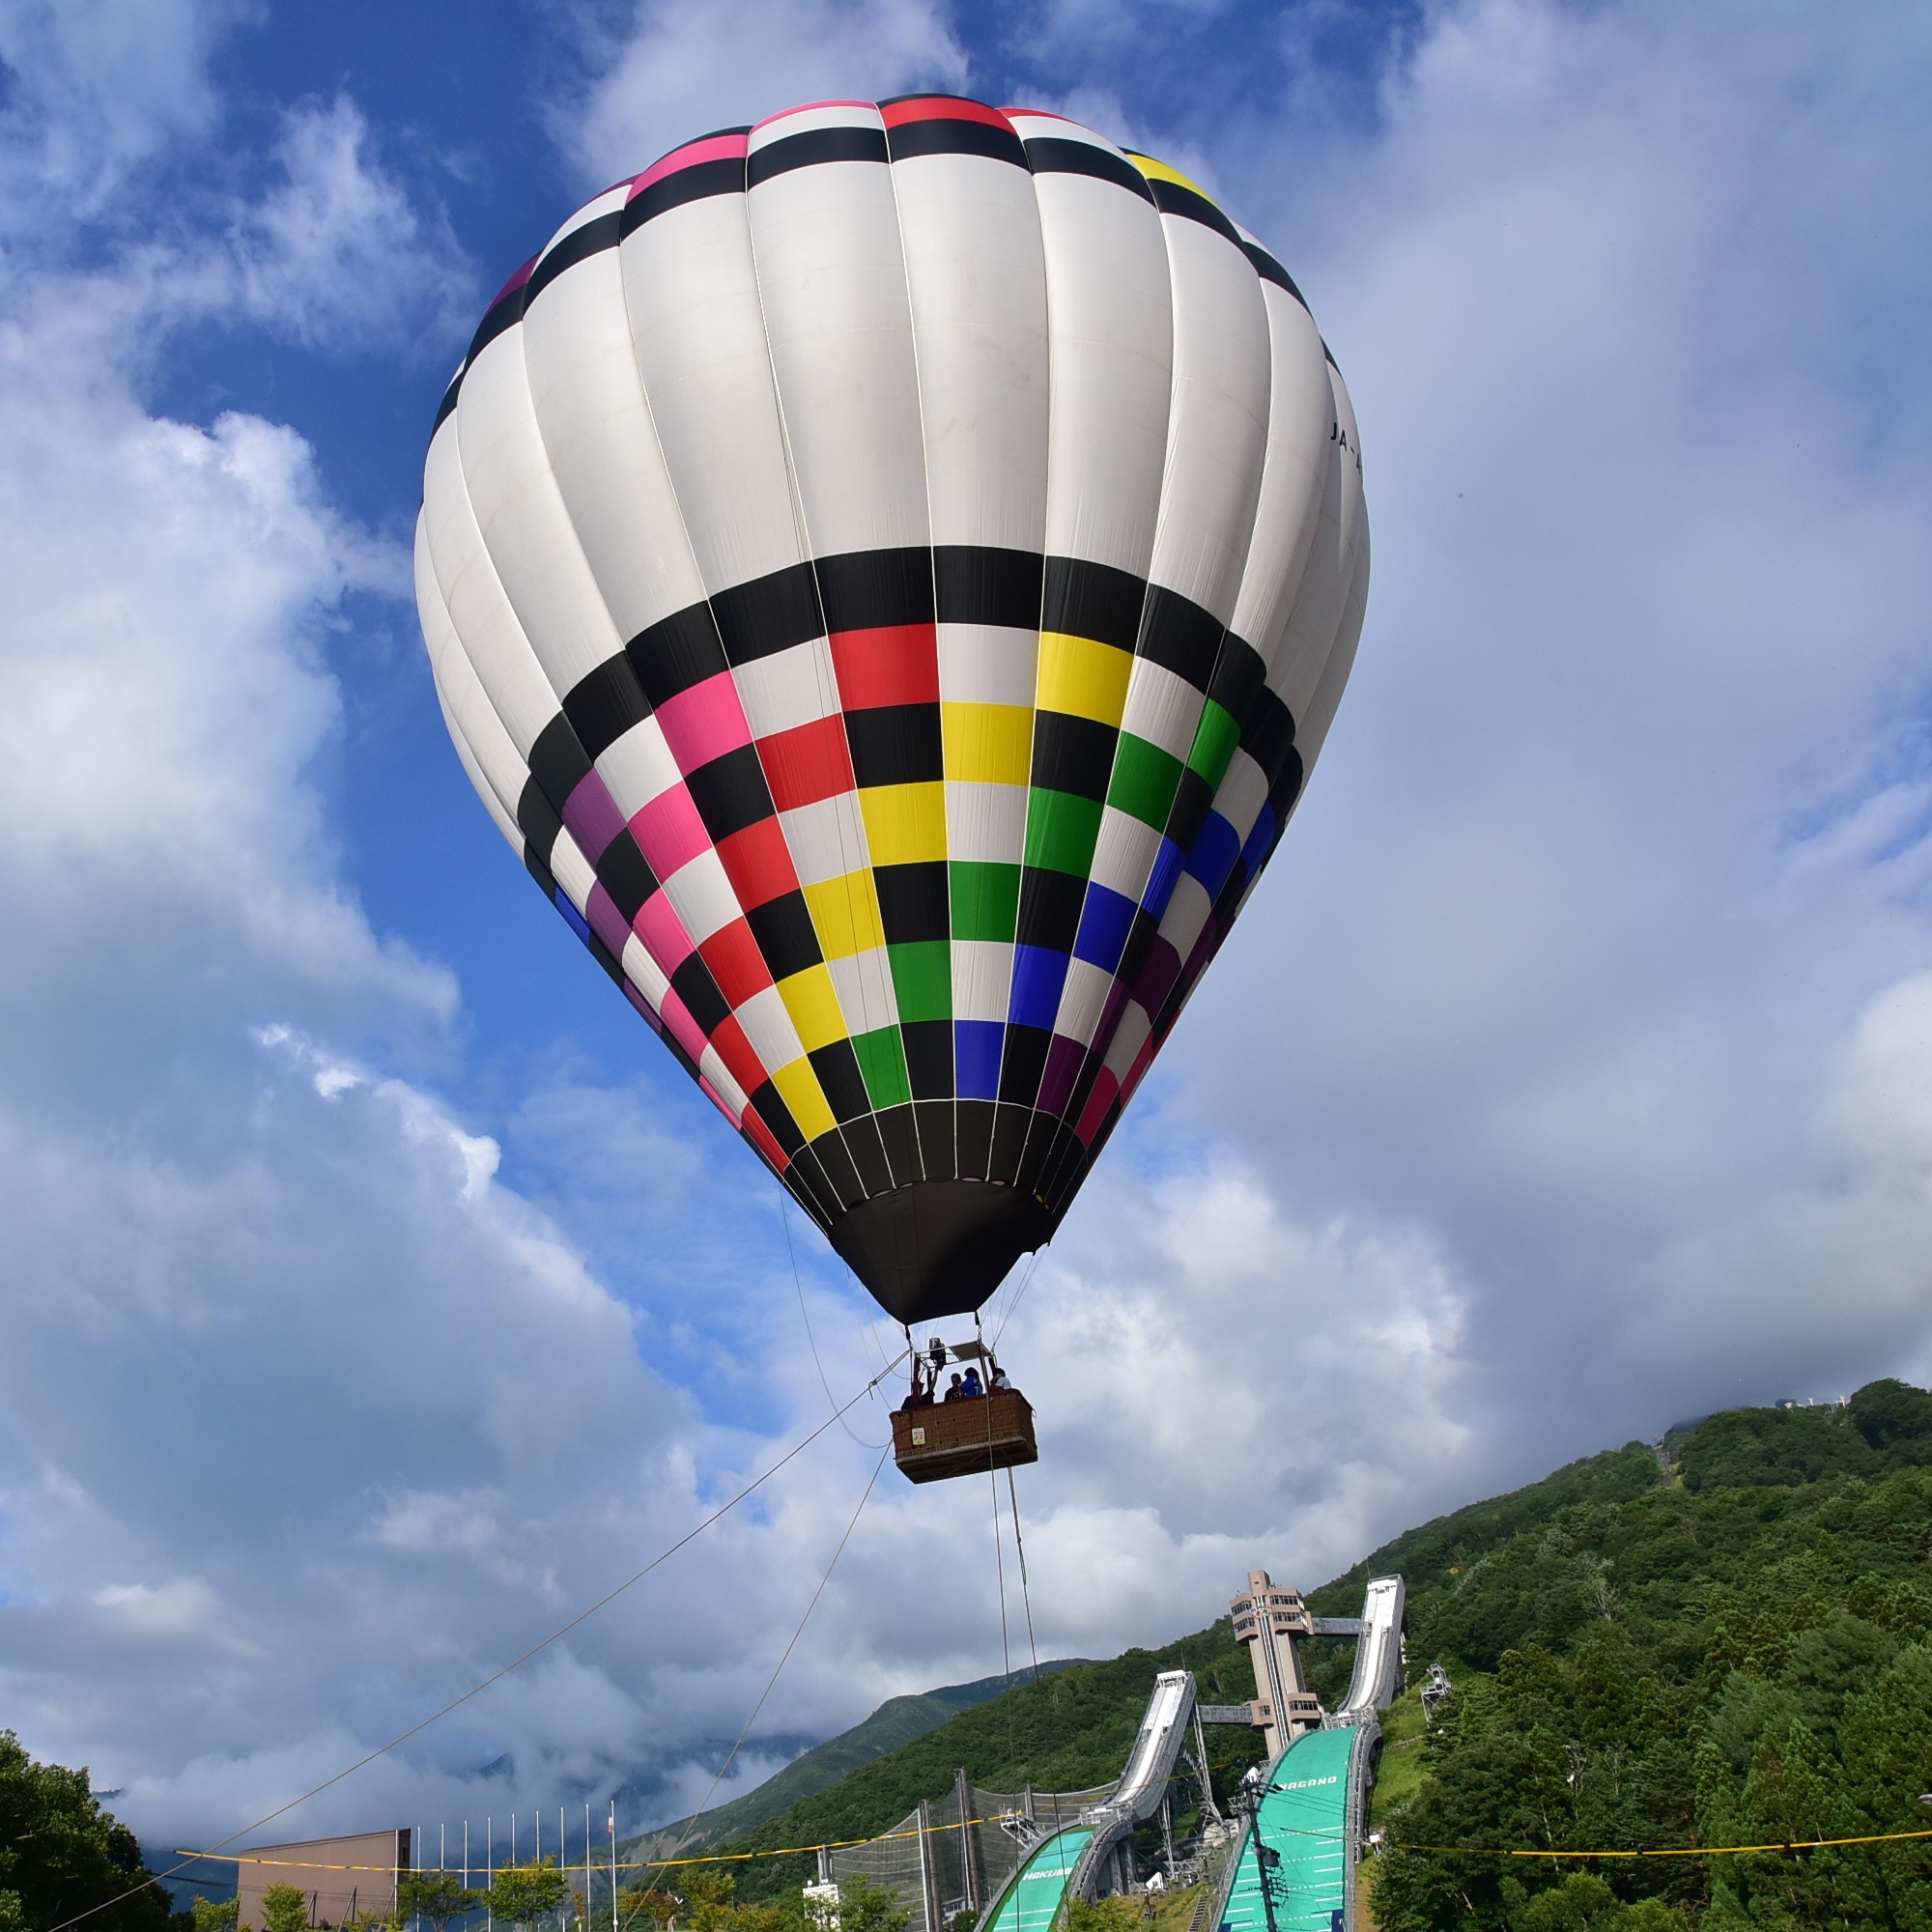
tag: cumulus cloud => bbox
[994,1139,1473,1588]
[0,1029,710,1841]
[229,98,478,355]
[550,0,967,189]
[1145,0,1932,1468]
[0,0,244,208]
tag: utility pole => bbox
[1236,1784,1281,1932]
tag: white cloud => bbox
[0,0,244,208]
[0,379,434,993]
[1145,0,1932,1463]
[230,98,477,355]
[943,1139,1478,1638]
[0,1035,711,1841]
[92,1578,260,1657]
[551,0,967,190]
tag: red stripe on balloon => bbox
[879,98,1014,131]
[830,624,940,710]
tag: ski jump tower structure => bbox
[1225,1572,1328,1750]
[1200,1569,1406,1750]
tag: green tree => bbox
[191,1901,240,1932]
[1513,1871,1621,1930]
[0,1730,178,1932]
[259,1887,310,1932]
[1064,1902,1143,1932]
[614,1887,677,1932]
[1719,1716,1881,1928]
[1065,1903,1145,1932]
[1838,1643,1932,1926]
[489,1863,571,1932]
[1777,1610,1901,1756]
[1509,1873,1693,1930]
[397,1874,481,1932]
[824,1879,904,1932]
[668,1869,737,1932]
[1848,1378,1932,1458]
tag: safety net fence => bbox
[825,1780,1119,1932]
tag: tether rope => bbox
[1006,1466,1044,1686]
[632,1444,890,1905]
[781,1192,887,1450]
[970,1310,1023,1792]
[52,1353,908,1932]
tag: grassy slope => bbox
[635,1667,1087,1857]
[1365,1686,1429,1829]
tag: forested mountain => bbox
[700,1434,1693,1899]
[1367,1378,1932,1930]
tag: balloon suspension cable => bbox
[43,1352,908,1932]
[862,1311,894,1377]
[1007,1464,1044,1686]
[782,1191,887,1449]
[635,1443,890,1904]
[977,1310,1022,1783]
[991,1250,1044,1351]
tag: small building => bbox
[236,1830,411,1931]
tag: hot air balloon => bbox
[415,98,1367,1479]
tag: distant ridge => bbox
[632,1661,1088,1858]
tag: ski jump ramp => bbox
[1057,1669,1199,1904]
[1335,1576,1405,1720]
[976,1672,1198,1932]
[974,1575,1405,1932]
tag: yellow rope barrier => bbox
[177,1816,1932,1882]
[1387,1828,1932,1859]
[179,1743,1932,1897]
[174,1811,1057,1877]
[1237,1817,1932,1860]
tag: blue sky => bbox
[1,0,1930,1862]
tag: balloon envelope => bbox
[416,98,1368,1325]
